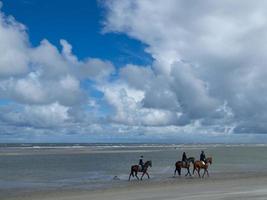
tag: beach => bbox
[1,144,267,200]
[3,172,267,200]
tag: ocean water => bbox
[1,143,267,191]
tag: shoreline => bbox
[3,172,267,200]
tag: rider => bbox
[182,152,187,166]
[139,155,144,171]
[200,150,206,165]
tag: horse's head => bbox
[145,160,152,167]
[187,157,195,164]
[206,157,212,165]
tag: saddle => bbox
[182,161,188,167]
[138,165,144,172]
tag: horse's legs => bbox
[128,169,133,181]
[135,171,139,180]
[206,169,209,177]
[202,167,210,178]
[146,172,150,179]
[186,167,191,176]
[185,168,189,176]
[178,167,181,176]
[141,172,145,180]
[197,168,201,178]
[202,170,206,178]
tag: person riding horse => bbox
[200,151,206,165]
[174,154,195,177]
[139,155,144,171]
[182,152,187,166]
[129,160,152,181]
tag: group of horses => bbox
[128,156,212,181]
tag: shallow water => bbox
[1,143,267,190]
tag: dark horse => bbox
[128,160,152,181]
[174,157,195,176]
[193,157,213,178]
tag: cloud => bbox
[103,0,267,134]
[99,81,179,126]
[2,0,267,142]
[0,8,29,77]
[0,102,70,128]
[0,3,113,135]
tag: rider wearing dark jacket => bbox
[182,152,187,165]
[139,155,144,171]
[200,151,206,163]
[182,152,187,162]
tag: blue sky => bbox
[1,0,152,66]
[1,0,267,143]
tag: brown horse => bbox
[128,160,152,181]
[193,157,213,178]
[174,157,195,177]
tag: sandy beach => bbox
[2,144,267,200]
[3,172,267,200]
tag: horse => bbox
[128,160,152,181]
[174,157,195,177]
[193,157,213,178]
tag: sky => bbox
[1,0,267,143]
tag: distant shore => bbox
[3,172,267,200]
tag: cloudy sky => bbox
[1,0,267,143]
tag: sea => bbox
[1,143,267,192]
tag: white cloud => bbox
[78,58,115,81]
[99,82,179,126]
[0,3,113,134]
[0,9,29,77]
[103,0,267,134]
[3,0,267,142]
[1,102,69,128]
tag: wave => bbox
[1,143,267,149]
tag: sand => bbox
[3,173,267,200]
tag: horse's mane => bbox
[187,157,195,160]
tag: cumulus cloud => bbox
[0,8,29,77]
[2,0,267,142]
[104,0,267,134]
[0,3,114,135]
[0,102,70,128]
[99,81,179,126]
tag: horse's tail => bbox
[193,163,196,174]
[175,161,181,176]
[174,162,178,175]
[177,167,181,175]
[130,166,134,177]
[128,166,134,181]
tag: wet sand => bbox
[3,173,267,200]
